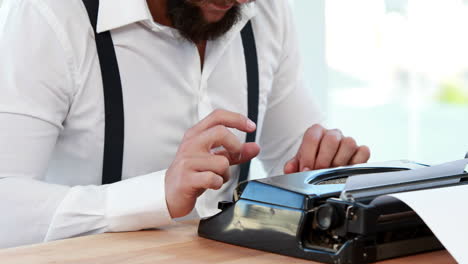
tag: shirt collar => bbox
[241,1,257,21]
[96,0,257,34]
[96,0,152,33]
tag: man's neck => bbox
[146,0,207,69]
[147,0,173,27]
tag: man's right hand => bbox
[165,109,260,218]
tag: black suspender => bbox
[82,0,259,185]
[82,0,125,185]
[239,22,260,184]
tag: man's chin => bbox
[202,11,228,23]
[201,2,235,22]
[167,0,241,43]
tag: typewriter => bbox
[198,159,468,264]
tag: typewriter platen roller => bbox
[198,159,468,264]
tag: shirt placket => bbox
[197,40,217,122]
[197,83,212,121]
[196,32,239,122]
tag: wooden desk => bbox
[0,222,456,264]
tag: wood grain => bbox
[0,221,456,264]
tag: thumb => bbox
[211,142,260,165]
[284,156,299,174]
[236,142,260,164]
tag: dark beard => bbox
[167,0,242,43]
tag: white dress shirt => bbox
[0,0,323,248]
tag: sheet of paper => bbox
[387,185,468,264]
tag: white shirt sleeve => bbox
[257,0,325,177]
[0,0,173,248]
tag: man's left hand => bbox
[284,124,370,173]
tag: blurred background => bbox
[291,0,468,166]
[1,0,466,174]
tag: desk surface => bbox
[0,222,456,264]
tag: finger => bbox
[284,156,299,174]
[298,124,326,171]
[189,155,231,182]
[331,137,359,167]
[237,142,260,164]
[211,148,233,161]
[350,146,371,165]
[211,146,239,163]
[314,129,342,170]
[191,171,224,190]
[190,125,243,157]
[184,109,256,140]
[211,142,260,165]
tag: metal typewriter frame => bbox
[198,161,468,264]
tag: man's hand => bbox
[165,110,260,218]
[284,124,370,173]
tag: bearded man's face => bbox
[167,0,244,43]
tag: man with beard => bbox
[0,0,370,247]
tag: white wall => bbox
[297,0,468,164]
[292,0,328,112]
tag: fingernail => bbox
[247,119,256,130]
[303,167,311,172]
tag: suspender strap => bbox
[239,21,260,184]
[82,0,125,184]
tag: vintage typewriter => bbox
[198,159,468,264]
